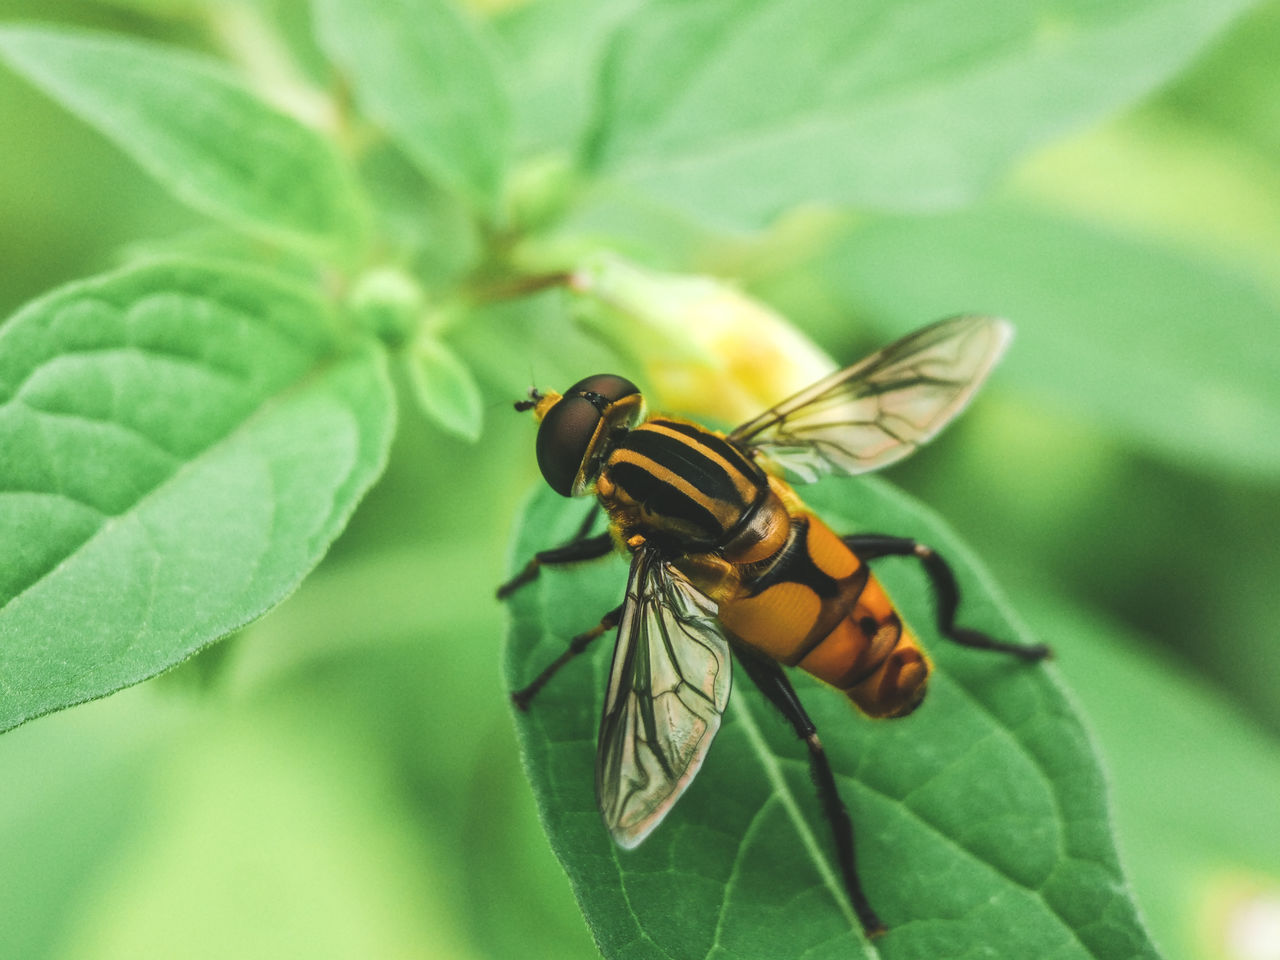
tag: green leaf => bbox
[820,204,1280,478]
[56,710,483,960]
[405,333,483,442]
[347,265,426,349]
[0,687,195,960]
[503,478,1161,959]
[492,0,641,158]
[1008,113,1280,301]
[0,260,395,733]
[587,0,1259,227]
[312,0,510,217]
[0,25,364,253]
[1022,588,1280,960]
[80,0,205,14]
[1160,1,1280,166]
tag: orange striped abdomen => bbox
[715,513,932,719]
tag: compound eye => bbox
[562,374,640,406]
[536,395,601,497]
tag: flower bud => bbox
[348,266,424,349]
[570,252,835,424]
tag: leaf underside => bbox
[311,0,510,216]
[824,205,1280,478]
[0,261,394,733]
[504,479,1161,960]
[0,25,363,250]
[588,0,1258,227]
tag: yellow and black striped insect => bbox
[499,315,1050,937]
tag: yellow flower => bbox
[569,252,835,426]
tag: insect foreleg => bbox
[843,534,1050,661]
[731,647,887,939]
[497,506,612,599]
[511,604,624,711]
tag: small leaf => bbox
[0,260,395,733]
[587,0,1259,227]
[312,0,511,217]
[406,333,483,442]
[504,478,1161,959]
[0,25,364,252]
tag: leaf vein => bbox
[731,693,879,959]
[3,340,257,405]
[0,352,347,617]
[707,794,779,957]
[18,401,185,463]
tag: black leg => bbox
[512,603,624,711]
[733,647,887,939]
[497,507,612,600]
[844,533,1051,661]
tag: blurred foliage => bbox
[1,0,1278,959]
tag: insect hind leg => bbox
[732,647,887,939]
[511,603,623,711]
[497,506,612,600]
[843,534,1050,661]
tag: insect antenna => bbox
[514,392,540,412]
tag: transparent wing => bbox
[727,315,1013,483]
[596,546,732,849]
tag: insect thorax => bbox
[598,418,770,551]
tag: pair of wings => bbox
[596,315,1013,847]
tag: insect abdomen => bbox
[716,513,931,718]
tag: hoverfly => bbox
[499,315,1050,937]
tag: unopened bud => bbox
[570,252,835,424]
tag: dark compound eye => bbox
[536,395,602,497]
[562,374,640,408]
[535,374,643,497]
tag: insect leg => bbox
[843,534,1050,661]
[732,647,887,939]
[497,506,611,599]
[511,603,624,711]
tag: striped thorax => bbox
[598,418,770,551]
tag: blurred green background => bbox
[1,1,1278,959]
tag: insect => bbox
[499,315,1050,937]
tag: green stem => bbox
[468,270,573,304]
